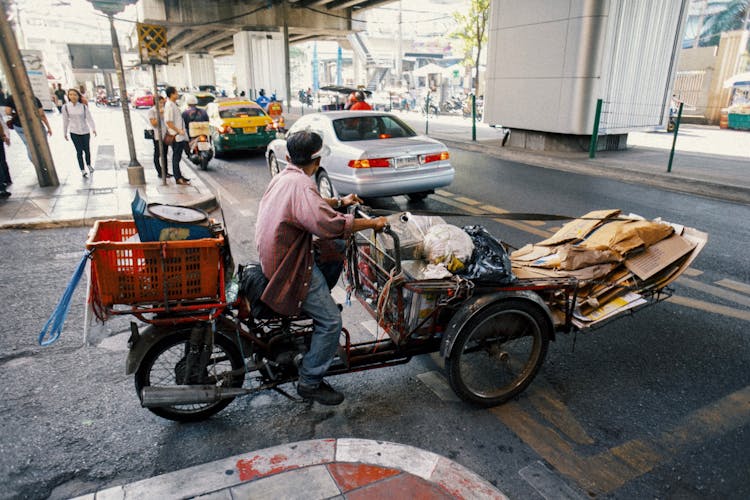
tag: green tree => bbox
[451,0,490,93]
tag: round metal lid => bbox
[147,204,208,223]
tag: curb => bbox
[440,138,750,205]
[75,439,507,500]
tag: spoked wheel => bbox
[134,328,246,422]
[268,151,281,177]
[316,170,334,199]
[446,300,550,407]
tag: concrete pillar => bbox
[164,63,186,89]
[233,31,287,101]
[183,52,216,90]
[353,51,364,88]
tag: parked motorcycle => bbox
[462,96,484,121]
[441,95,464,114]
[186,121,213,171]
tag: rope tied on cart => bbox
[38,250,93,346]
[372,267,405,351]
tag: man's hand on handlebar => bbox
[371,216,388,232]
[341,193,363,207]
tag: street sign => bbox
[136,23,168,65]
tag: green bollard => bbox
[471,94,476,141]
[425,93,430,135]
[667,102,684,173]
[588,98,603,159]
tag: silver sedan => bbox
[265,111,454,200]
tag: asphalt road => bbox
[1,147,748,499]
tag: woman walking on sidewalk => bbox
[62,88,96,177]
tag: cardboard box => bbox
[510,209,708,331]
[624,233,696,280]
[536,209,621,246]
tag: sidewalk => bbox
[72,439,507,500]
[409,112,750,205]
[0,107,216,229]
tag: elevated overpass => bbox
[136,0,395,99]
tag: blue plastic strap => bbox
[38,251,91,346]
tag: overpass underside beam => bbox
[137,0,370,59]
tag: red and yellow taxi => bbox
[206,99,276,156]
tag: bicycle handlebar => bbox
[352,204,401,274]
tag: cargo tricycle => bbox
[85,206,704,422]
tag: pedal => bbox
[273,385,304,402]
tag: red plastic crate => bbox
[86,219,224,307]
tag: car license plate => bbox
[197,142,211,151]
[394,156,418,169]
[243,127,257,134]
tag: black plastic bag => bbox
[238,263,276,319]
[458,225,515,284]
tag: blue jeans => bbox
[298,262,343,386]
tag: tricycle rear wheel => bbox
[135,329,245,422]
[446,300,549,407]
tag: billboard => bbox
[68,44,115,70]
[20,50,55,111]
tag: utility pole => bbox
[88,0,143,183]
[396,1,402,87]
[108,14,142,174]
[283,1,291,113]
[0,0,58,186]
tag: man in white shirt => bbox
[163,86,189,185]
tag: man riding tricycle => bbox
[77,131,706,422]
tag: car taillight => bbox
[348,158,391,168]
[420,151,450,164]
[218,125,234,134]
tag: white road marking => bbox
[416,371,460,402]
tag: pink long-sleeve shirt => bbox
[255,164,354,315]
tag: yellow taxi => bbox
[205,99,276,156]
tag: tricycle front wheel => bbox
[446,300,549,407]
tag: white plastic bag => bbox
[423,224,474,272]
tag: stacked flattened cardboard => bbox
[510,210,708,328]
